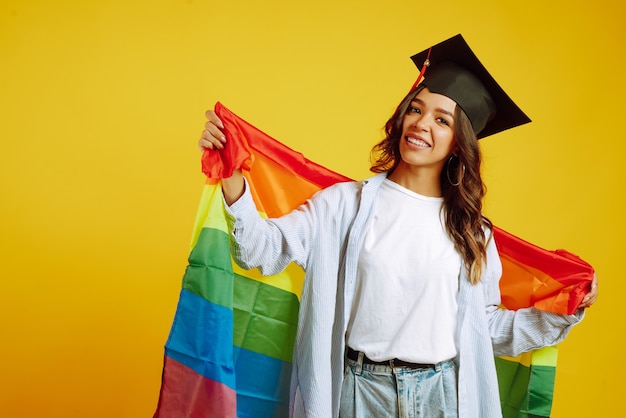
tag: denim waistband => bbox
[346,347,455,373]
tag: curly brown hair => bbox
[370,85,492,284]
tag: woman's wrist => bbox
[222,169,245,205]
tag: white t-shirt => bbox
[346,179,461,364]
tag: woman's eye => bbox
[409,106,421,114]
[437,117,450,126]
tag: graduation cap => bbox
[410,34,531,139]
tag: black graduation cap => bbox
[410,34,531,139]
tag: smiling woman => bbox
[196,34,598,417]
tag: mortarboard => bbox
[410,34,531,139]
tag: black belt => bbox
[347,347,436,369]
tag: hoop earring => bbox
[446,154,466,186]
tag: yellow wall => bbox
[1,0,623,416]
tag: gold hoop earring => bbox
[447,154,465,186]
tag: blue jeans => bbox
[339,352,458,418]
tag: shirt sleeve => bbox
[223,178,319,275]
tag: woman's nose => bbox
[413,114,429,130]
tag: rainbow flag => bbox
[154,103,593,418]
[491,227,592,417]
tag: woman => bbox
[199,35,598,418]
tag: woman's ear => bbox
[448,135,459,156]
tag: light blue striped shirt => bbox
[225,173,583,418]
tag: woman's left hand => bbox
[578,273,599,309]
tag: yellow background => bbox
[1,0,623,416]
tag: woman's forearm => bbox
[222,169,245,206]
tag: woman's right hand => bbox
[199,110,226,151]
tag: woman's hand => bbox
[199,110,226,151]
[198,109,245,205]
[578,273,599,309]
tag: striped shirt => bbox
[225,173,584,418]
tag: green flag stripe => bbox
[496,357,531,417]
[183,227,234,308]
[495,357,556,418]
[233,273,299,363]
[184,226,299,363]
[527,365,556,416]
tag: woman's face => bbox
[397,87,457,174]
